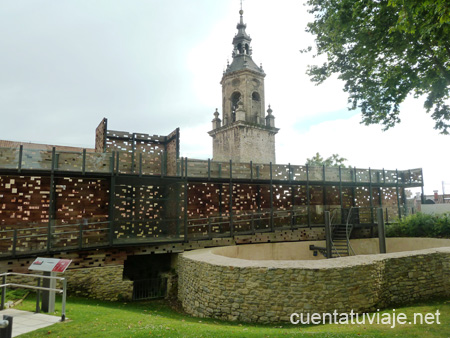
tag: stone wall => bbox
[210,123,276,164]
[65,265,133,301]
[4,265,133,302]
[178,246,450,323]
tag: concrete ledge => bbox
[178,239,450,323]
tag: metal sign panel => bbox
[29,257,72,273]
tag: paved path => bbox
[0,309,61,337]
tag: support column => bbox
[324,211,332,259]
[47,147,57,253]
[291,184,295,229]
[131,133,136,174]
[396,169,402,220]
[369,168,374,223]
[18,145,23,173]
[351,167,357,208]
[108,175,116,246]
[377,208,387,254]
[306,164,311,228]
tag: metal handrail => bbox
[1,272,65,281]
[186,210,295,228]
[185,209,289,222]
[0,220,110,235]
[114,218,181,224]
[345,207,356,256]
[0,272,67,321]
[0,225,48,234]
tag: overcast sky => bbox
[0,0,448,194]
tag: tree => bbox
[306,152,349,167]
[304,0,450,134]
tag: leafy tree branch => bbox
[305,0,450,134]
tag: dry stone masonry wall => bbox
[65,265,133,301]
[178,247,450,323]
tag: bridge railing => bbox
[0,146,113,173]
[0,209,304,257]
[0,146,424,187]
[178,157,423,186]
[0,204,414,258]
[184,208,338,240]
[0,221,111,258]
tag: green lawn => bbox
[5,293,450,338]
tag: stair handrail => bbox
[329,208,339,233]
[345,207,356,256]
[329,208,342,257]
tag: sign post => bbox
[29,258,72,313]
[42,272,56,313]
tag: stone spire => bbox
[225,8,264,75]
[211,108,221,129]
[233,9,251,54]
[265,105,275,128]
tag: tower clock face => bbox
[232,78,241,87]
[252,79,260,88]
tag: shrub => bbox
[386,212,450,238]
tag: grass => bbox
[3,288,29,302]
[5,293,450,338]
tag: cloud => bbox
[0,1,231,146]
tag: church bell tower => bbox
[208,8,279,164]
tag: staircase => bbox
[331,223,353,257]
[330,207,358,257]
[309,221,354,258]
[309,207,372,258]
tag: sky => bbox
[0,0,448,195]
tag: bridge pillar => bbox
[324,211,332,259]
[377,208,387,254]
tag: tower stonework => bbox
[208,9,279,164]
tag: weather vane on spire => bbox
[240,0,244,14]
